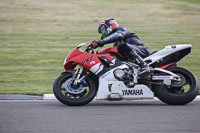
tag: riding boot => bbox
[117,43,150,78]
[126,50,150,76]
[126,50,146,66]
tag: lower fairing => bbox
[95,65,154,100]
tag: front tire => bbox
[153,67,199,105]
[53,72,97,106]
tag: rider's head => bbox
[98,18,118,40]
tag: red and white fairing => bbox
[63,44,115,75]
[62,43,195,101]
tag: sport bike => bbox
[53,43,199,106]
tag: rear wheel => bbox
[153,67,199,105]
[53,72,97,106]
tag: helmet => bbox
[98,18,118,39]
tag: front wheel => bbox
[152,67,199,105]
[53,72,97,106]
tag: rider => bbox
[89,18,150,72]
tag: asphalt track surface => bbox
[0,100,200,133]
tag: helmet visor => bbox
[98,25,106,34]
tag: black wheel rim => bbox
[167,71,193,95]
[59,75,90,99]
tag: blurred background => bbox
[0,0,200,95]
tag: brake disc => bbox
[64,79,86,94]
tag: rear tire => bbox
[53,72,97,106]
[153,67,199,105]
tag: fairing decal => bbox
[64,48,115,73]
[89,62,104,74]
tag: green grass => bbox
[0,0,200,95]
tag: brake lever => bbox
[85,47,94,53]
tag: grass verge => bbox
[0,0,199,94]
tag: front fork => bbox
[71,66,86,86]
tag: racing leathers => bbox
[97,26,150,69]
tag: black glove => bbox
[88,40,99,49]
[98,40,104,47]
[88,40,105,49]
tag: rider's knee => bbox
[117,43,132,56]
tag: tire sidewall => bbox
[53,72,97,106]
[153,66,199,105]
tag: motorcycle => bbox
[53,42,199,106]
